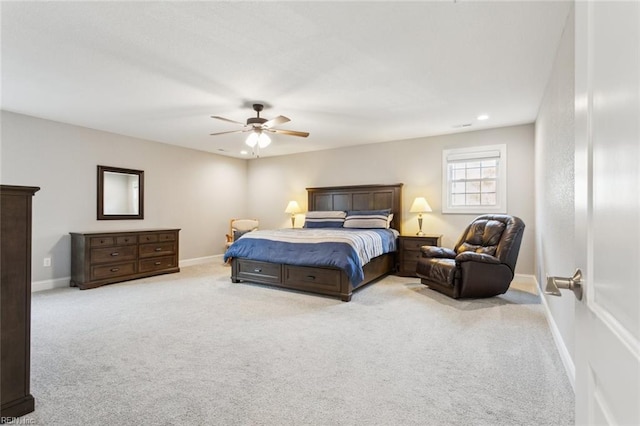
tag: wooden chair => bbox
[225,219,259,252]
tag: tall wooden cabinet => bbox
[1,185,39,418]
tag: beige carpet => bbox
[22,262,573,425]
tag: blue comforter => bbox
[224,228,399,284]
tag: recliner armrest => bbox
[455,252,501,264]
[421,246,456,258]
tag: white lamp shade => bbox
[410,197,432,213]
[258,133,271,148]
[246,132,271,148]
[284,200,301,214]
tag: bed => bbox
[225,183,403,301]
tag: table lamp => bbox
[284,201,301,228]
[409,197,432,236]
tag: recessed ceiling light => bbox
[240,150,248,155]
[477,114,489,121]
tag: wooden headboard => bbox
[306,183,403,233]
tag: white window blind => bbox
[442,144,507,214]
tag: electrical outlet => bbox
[43,257,51,267]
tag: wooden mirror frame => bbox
[97,165,144,220]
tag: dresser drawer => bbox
[139,256,177,273]
[284,265,342,292]
[91,245,137,263]
[400,237,440,252]
[116,235,137,245]
[139,242,176,258]
[90,236,115,247]
[91,262,136,280]
[401,249,423,263]
[236,260,281,284]
[139,233,159,243]
[158,232,177,242]
[400,260,420,276]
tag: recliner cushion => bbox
[415,258,457,288]
[456,219,505,256]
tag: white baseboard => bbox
[32,255,225,292]
[32,277,70,292]
[514,273,538,291]
[179,254,223,267]
[534,275,576,392]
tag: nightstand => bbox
[397,234,442,277]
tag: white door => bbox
[574,1,640,424]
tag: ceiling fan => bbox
[210,104,309,150]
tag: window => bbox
[442,144,507,214]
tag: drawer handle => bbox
[154,247,162,252]
[254,268,262,273]
[154,261,162,265]
[111,252,119,256]
[124,238,129,242]
[306,275,316,280]
[110,268,119,272]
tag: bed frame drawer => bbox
[236,260,282,283]
[284,265,342,292]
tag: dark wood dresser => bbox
[397,234,442,277]
[1,185,39,419]
[70,229,180,289]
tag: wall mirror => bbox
[97,165,144,220]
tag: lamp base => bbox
[416,231,425,236]
[416,216,424,236]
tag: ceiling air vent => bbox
[452,123,473,129]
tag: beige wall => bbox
[247,124,536,275]
[1,111,247,284]
[1,111,537,288]
[535,10,576,369]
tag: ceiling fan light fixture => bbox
[258,133,271,148]
[246,130,271,148]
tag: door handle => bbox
[545,269,583,301]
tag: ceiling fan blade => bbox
[211,116,246,126]
[269,129,310,138]
[262,115,290,128]
[209,129,248,136]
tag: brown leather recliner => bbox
[416,214,525,299]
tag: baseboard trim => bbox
[32,277,70,292]
[514,273,537,284]
[179,254,222,267]
[514,273,538,292]
[535,275,576,391]
[32,255,225,292]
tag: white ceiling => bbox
[1,1,571,159]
